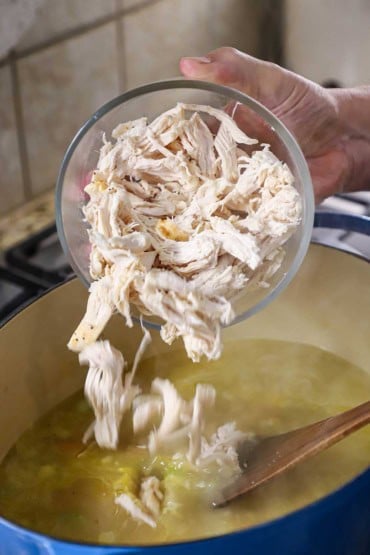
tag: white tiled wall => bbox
[17,0,117,50]
[0,0,264,215]
[1,0,370,218]
[18,23,120,195]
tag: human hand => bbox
[180,48,370,203]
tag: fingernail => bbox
[182,56,212,64]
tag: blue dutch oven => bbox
[0,213,369,554]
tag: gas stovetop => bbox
[0,193,369,325]
[0,224,73,323]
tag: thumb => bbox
[180,47,294,111]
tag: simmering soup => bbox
[0,339,369,545]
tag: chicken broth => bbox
[0,339,369,545]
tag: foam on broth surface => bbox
[0,339,369,545]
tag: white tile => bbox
[0,0,44,59]
[122,0,261,90]
[0,65,25,214]
[18,0,116,50]
[285,0,370,86]
[123,0,208,89]
[18,23,120,195]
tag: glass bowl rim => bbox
[55,78,314,326]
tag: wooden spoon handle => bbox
[214,400,370,507]
[302,400,370,450]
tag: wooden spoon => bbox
[212,400,370,508]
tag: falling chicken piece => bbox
[79,340,131,449]
[187,384,216,464]
[78,325,151,449]
[148,378,191,454]
[133,395,163,435]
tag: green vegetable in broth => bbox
[0,339,369,545]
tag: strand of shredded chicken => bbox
[68,102,302,362]
[79,325,150,449]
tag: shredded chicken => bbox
[140,380,247,489]
[187,384,216,464]
[79,336,245,526]
[142,378,244,475]
[79,325,150,449]
[79,340,131,449]
[140,476,164,518]
[197,422,250,472]
[69,102,301,526]
[133,395,163,435]
[115,475,163,528]
[69,102,302,362]
[147,378,192,455]
[69,277,115,352]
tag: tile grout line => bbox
[0,54,10,70]
[9,54,33,202]
[2,0,163,64]
[257,0,285,65]
[115,0,127,92]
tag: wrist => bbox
[341,137,370,193]
[330,86,370,140]
[327,87,370,193]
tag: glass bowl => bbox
[55,79,314,327]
